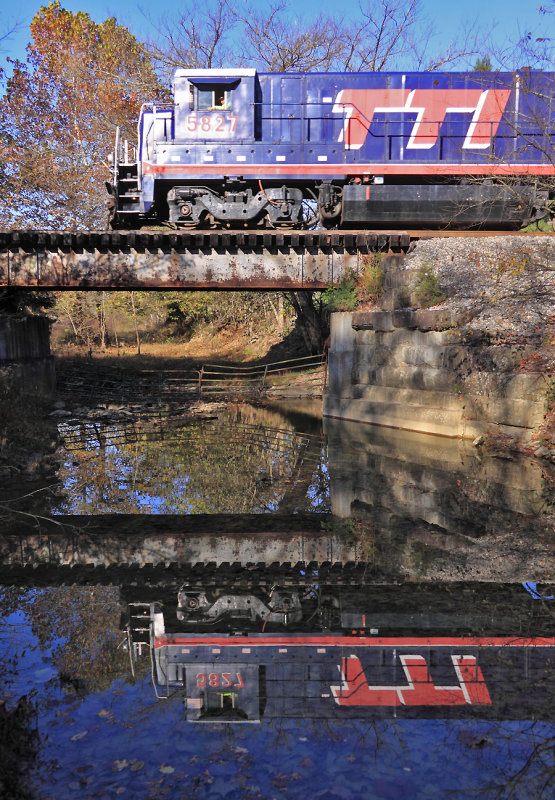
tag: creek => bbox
[0,401,553,800]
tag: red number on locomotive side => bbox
[196,672,244,688]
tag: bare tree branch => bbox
[144,0,237,79]
[232,1,345,72]
[144,0,488,76]
[0,14,22,54]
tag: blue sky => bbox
[0,0,551,73]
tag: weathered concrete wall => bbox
[0,315,55,396]
[324,234,555,447]
[324,307,547,442]
[324,417,553,581]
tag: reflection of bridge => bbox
[0,229,409,289]
[0,513,356,571]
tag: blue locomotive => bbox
[107,69,555,230]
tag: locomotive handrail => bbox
[113,125,120,186]
[254,98,491,147]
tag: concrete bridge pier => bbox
[0,314,55,397]
[324,306,547,442]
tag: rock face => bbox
[324,236,554,450]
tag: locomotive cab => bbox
[155,69,302,228]
[172,68,257,141]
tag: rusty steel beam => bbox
[0,229,410,290]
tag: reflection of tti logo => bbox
[333,88,511,150]
[331,655,492,706]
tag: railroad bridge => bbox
[0,229,411,289]
[2,228,552,290]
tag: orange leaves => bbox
[0,2,164,229]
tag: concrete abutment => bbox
[0,315,55,397]
[324,307,547,443]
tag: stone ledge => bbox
[352,364,458,392]
[352,310,394,331]
[462,396,545,429]
[356,329,457,347]
[323,396,462,437]
[463,371,546,401]
[351,383,464,412]
[352,308,473,332]
[412,308,474,331]
[354,343,469,370]
[324,395,541,443]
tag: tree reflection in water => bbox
[0,402,553,798]
[53,404,329,515]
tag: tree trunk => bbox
[286,291,324,354]
[130,292,141,356]
[99,292,107,351]
[267,293,284,335]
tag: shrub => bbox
[321,275,358,312]
[413,262,445,307]
[356,254,383,305]
[322,256,384,313]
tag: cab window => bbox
[197,84,231,111]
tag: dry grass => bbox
[54,325,287,370]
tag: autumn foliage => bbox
[0,1,164,229]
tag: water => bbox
[0,402,553,799]
[52,403,329,515]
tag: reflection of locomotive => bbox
[107,69,554,231]
[129,580,555,722]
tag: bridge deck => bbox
[2,229,551,290]
[0,229,410,289]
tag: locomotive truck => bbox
[107,68,555,231]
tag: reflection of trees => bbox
[0,695,38,800]
[54,407,329,515]
[200,715,553,798]
[447,721,555,800]
[0,586,127,693]
[260,718,555,799]
[492,725,554,800]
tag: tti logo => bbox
[331,654,492,706]
[333,88,511,150]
